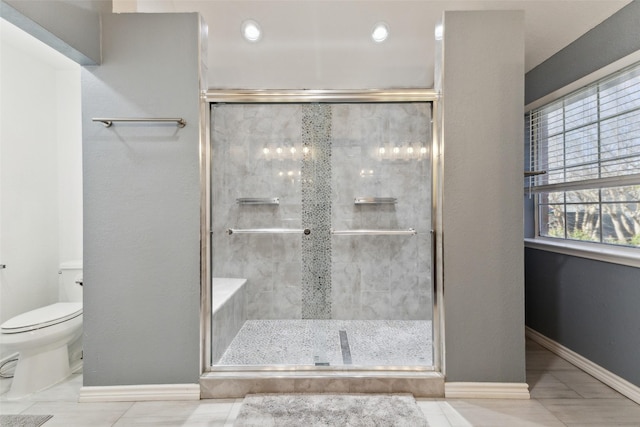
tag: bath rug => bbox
[0,415,52,427]
[234,393,428,427]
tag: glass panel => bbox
[540,134,566,186]
[603,188,640,247]
[545,169,565,186]
[210,102,433,369]
[566,204,600,242]
[601,203,640,247]
[537,101,564,136]
[538,191,564,205]
[564,124,598,168]
[599,66,640,119]
[564,87,597,131]
[602,186,640,202]
[600,111,640,177]
[330,103,432,366]
[566,189,599,203]
[565,164,599,182]
[539,202,565,239]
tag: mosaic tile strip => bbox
[301,104,332,319]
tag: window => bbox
[528,62,640,248]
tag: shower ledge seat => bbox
[211,278,247,364]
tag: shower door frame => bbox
[199,89,444,377]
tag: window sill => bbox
[524,238,640,269]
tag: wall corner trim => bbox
[526,327,640,405]
[444,382,530,399]
[78,384,200,402]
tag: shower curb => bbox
[200,371,444,398]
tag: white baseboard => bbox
[79,383,200,402]
[526,327,640,405]
[445,382,530,399]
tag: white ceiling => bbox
[3,1,632,89]
[118,0,631,89]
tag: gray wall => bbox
[439,11,526,383]
[525,0,640,105]
[525,4,640,388]
[0,0,109,65]
[82,13,204,386]
[526,249,640,387]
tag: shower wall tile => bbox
[331,262,362,319]
[212,103,433,322]
[360,261,391,292]
[418,276,432,296]
[390,238,418,264]
[417,235,433,274]
[389,266,419,292]
[272,234,302,263]
[390,288,427,320]
[272,176,302,204]
[237,261,275,292]
[330,103,432,321]
[234,206,278,229]
[361,291,391,319]
[274,262,301,289]
[331,203,358,230]
[211,104,304,320]
[421,295,433,320]
[330,237,357,263]
[272,287,301,319]
[247,290,274,320]
[332,105,363,141]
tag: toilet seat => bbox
[1,303,83,334]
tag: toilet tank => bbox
[59,261,83,302]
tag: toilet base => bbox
[7,344,71,399]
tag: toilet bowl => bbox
[1,303,82,399]
[0,263,83,399]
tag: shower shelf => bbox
[226,228,310,235]
[236,198,280,205]
[354,197,397,205]
[331,228,416,236]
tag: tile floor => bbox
[1,338,640,426]
[216,319,432,366]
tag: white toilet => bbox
[1,262,83,399]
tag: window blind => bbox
[528,62,640,193]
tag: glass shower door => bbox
[210,101,433,369]
[315,103,433,367]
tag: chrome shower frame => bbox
[199,89,444,393]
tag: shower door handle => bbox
[0,264,5,269]
[225,228,311,235]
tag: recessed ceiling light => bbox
[241,20,262,42]
[371,22,389,43]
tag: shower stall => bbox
[201,90,441,395]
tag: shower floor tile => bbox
[215,319,432,367]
